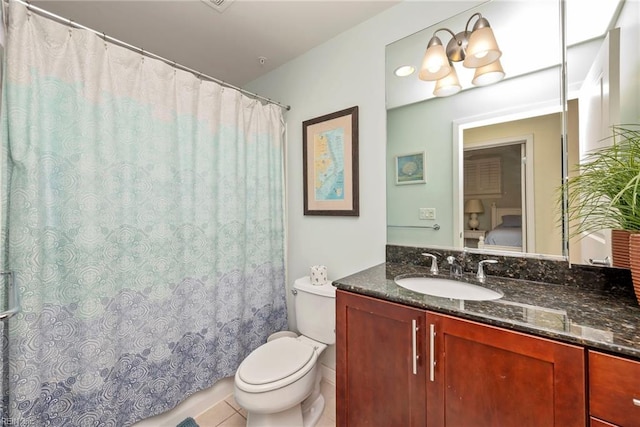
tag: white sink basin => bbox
[394,276,503,301]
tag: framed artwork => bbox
[302,106,359,216]
[395,151,426,185]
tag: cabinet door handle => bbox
[429,324,435,382]
[412,319,418,375]
[633,398,640,407]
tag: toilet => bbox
[234,276,336,427]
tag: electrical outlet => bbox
[419,208,436,220]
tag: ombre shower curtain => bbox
[0,2,288,425]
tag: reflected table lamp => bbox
[464,199,484,230]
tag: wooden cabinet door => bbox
[336,290,426,427]
[589,351,640,427]
[426,312,586,427]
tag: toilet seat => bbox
[236,337,317,393]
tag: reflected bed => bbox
[478,205,523,252]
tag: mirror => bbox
[385,0,637,265]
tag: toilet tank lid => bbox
[294,276,336,298]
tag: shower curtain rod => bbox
[8,0,292,111]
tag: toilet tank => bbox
[293,276,336,345]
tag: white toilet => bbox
[234,276,336,427]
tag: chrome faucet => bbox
[421,253,439,275]
[446,256,463,278]
[477,259,498,283]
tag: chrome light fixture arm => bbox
[464,12,487,34]
[429,27,457,45]
[428,27,467,63]
[429,12,486,64]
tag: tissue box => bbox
[310,265,328,285]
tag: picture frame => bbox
[303,106,359,216]
[395,151,426,185]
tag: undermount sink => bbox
[394,276,503,301]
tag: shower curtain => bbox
[0,2,288,425]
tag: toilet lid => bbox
[238,337,315,385]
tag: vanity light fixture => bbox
[419,12,504,96]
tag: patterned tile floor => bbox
[194,379,336,427]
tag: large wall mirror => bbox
[386,0,639,266]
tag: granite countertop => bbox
[333,262,640,360]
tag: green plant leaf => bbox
[561,124,640,237]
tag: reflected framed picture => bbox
[395,152,426,185]
[302,106,359,216]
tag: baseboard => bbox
[132,377,234,427]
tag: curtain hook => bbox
[102,32,108,50]
[68,21,73,37]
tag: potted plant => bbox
[562,124,640,302]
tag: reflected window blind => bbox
[464,157,502,196]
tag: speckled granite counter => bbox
[333,261,640,360]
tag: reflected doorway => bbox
[463,141,526,251]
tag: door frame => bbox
[573,28,620,265]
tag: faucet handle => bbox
[477,259,498,282]
[421,253,439,275]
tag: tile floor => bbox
[194,379,336,427]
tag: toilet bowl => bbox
[234,335,327,426]
[233,276,336,427]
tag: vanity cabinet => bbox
[427,312,586,427]
[588,351,640,427]
[336,290,427,426]
[337,290,587,426]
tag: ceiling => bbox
[30,0,401,87]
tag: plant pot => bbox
[612,229,632,269]
[628,233,640,305]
